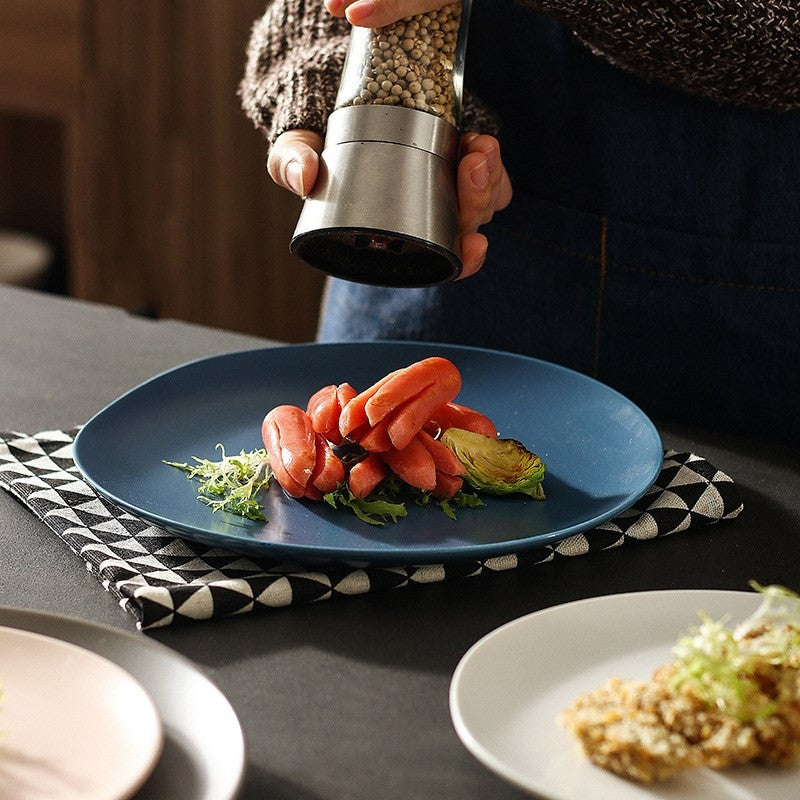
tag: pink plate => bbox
[0,626,163,800]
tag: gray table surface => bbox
[2,284,799,800]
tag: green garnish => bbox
[323,483,408,526]
[669,582,800,721]
[322,478,483,526]
[164,445,272,521]
[165,445,487,526]
[434,489,485,520]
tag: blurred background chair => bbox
[0,228,53,289]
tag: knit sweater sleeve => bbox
[530,0,800,110]
[239,0,499,146]
[240,0,800,147]
[239,0,351,145]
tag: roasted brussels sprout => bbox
[440,428,546,499]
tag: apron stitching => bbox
[500,226,799,294]
[593,217,609,379]
[607,259,800,294]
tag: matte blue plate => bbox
[73,342,662,564]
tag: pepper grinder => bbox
[290,2,472,287]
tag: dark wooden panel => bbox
[1,1,324,341]
[68,0,324,341]
[0,0,82,116]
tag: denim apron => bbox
[318,2,800,446]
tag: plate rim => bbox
[73,340,663,564]
[0,605,247,800]
[448,588,766,800]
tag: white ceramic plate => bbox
[0,607,246,800]
[0,626,163,800]
[449,589,799,800]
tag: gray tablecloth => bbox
[3,285,800,800]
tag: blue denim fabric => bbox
[318,5,800,446]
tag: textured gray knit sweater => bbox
[240,0,800,145]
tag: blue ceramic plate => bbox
[73,342,662,564]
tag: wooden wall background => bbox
[0,0,325,342]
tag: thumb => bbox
[344,0,453,28]
[267,130,324,196]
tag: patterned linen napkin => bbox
[1,429,743,630]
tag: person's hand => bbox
[453,132,513,277]
[269,128,511,279]
[325,0,452,27]
[267,129,323,199]
[267,0,512,278]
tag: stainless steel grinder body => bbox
[290,3,471,287]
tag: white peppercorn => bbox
[336,1,464,126]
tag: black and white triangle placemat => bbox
[0,429,743,630]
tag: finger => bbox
[496,167,513,211]
[324,0,346,16]
[341,0,452,28]
[266,130,324,196]
[461,133,513,214]
[457,232,488,280]
[457,150,494,233]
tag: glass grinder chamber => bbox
[290,2,472,287]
